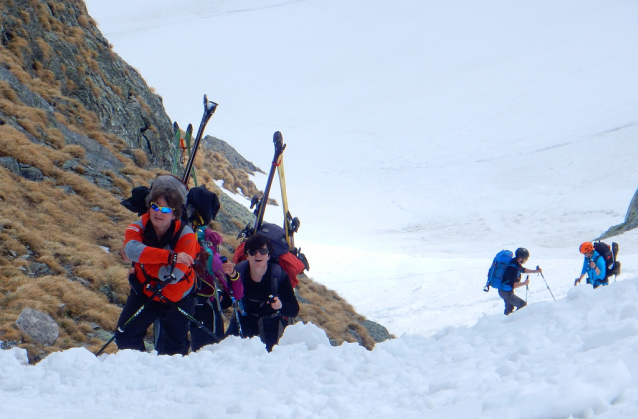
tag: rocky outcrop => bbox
[0,0,174,168]
[602,188,638,239]
[202,135,265,175]
[15,307,59,345]
[0,0,392,360]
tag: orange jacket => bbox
[123,213,199,302]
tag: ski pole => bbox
[172,303,221,342]
[220,256,243,338]
[95,285,164,356]
[96,252,180,356]
[525,275,529,302]
[536,265,556,301]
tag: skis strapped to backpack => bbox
[239,131,286,240]
[182,96,217,187]
[235,131,308,287]
[276,156,309,271]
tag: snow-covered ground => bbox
[81,0,638,335]
[2,0,638,417]
[4,276,638,418]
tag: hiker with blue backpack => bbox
[574,241,608,289]
[486,248,542,315]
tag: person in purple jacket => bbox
[190,228,243,351]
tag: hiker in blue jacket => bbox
[499,248,542,315]
[574,242,608,288]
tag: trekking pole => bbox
[95,285,164,356]
[172,302,222,342]
[96,252,180,356]
[220,256,243,337]
[536,265,556,301]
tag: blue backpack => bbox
[484,250,514,292]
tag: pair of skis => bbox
[172,95,219,187]
[239,131,309,271]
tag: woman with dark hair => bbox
[115,175,199,355]
[226,234,299,351]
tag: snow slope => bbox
[4,276,638,418]
[2,1,638,417]
[82,0,638,335]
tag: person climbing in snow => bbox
[498,248,542,315]
[574,241,608,289]
[190,228,243,352]
[227,234,299,351]
[116,176,199,355]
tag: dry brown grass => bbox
[0,81,19,103]
[131,149,149,168]
[19,10,31,25]
[0,3,385,362]
[60,144,85,159]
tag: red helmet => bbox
[579,242,594,254]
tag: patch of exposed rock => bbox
[602,188,638,239]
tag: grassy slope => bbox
[0,0,383,362]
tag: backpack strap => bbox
[269,262,283,298]
[235,260,249,280]
[168,221,187,251]
[138,221,189,296]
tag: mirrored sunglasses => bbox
[150,202,175,214]
[247,248,269,256]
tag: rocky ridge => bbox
[0,0,391,361]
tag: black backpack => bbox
[593,241,621,278]
[255,223,290,258]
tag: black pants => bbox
[498,289,527,316]
[115,290,195,355]
[190,295,225,351]
[237,313,287,352]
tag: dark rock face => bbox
[0,156,20,175]
[602,188,638,239]
[0,0,175,168]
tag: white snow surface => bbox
[80,0,638,334]
[5,282,638,418]
[2,0,638,417]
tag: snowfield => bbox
[2,0,638,417]
[82,0,638,336]
[4,274,638,418]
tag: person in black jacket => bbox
[229,234,299,351]
[499,248,542,315]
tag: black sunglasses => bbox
[247,248,269,256]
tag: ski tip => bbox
[273,131,283,142]
[173,121,179,131]
[187,123,193,133]
[202,94,218,113]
